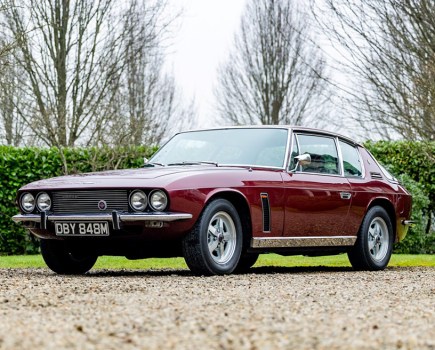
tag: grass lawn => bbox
[0,253,433,270]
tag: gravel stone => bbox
[0,266,434,349]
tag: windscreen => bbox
[150,128,289,168]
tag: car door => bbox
[337,139,367,236]
[281,133,352,237]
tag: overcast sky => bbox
[164,0,365,140]
[166,0,248,128]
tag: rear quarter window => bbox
[339,140,363,177]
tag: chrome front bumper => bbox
[12,212,193,230]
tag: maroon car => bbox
[13,127,412,275]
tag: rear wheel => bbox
[40,239,97,275]
[348,206,393,271]
[182,199,242,275]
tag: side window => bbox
[297,134,339,174]
[288,136,299,171]
[339,140,363,177]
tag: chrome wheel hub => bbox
[207,211,236,265]
[368,217,389,262]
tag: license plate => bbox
[54,222,110,236]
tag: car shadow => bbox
[17,265,408,278]
[84,265,356,277]
[247,265,356,274]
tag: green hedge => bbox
[0,142,434,255]
[0,146,156,254]
[365,141,435,253]
[365,141,435,212]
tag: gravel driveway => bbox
[0,266,434,350]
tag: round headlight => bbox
[129,190,147,211]
[149,190,168,211]
[21,193,35,213]
[36,192,51,211]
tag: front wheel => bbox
[40,239,98,275]
[182,199,243,275]
[348,206,394,271]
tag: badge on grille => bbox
[98,200,107,210]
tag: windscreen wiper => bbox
[167,161,219,167]
[143,162,165,167]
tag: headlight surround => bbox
[36,192,51,212]
[129,190,148,211]
[149,190,168,211]
[21,193,35,213]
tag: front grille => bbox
[52,190,128,214]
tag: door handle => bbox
[340,192,352,200]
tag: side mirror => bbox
[290,153,311,172]
[143,157,149,166]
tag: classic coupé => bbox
[13,127,412,275]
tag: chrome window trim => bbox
[337,139,366,179]
[219,164,286,170]
[356,144,366,179]
[286,131,301,171]
[149,127,290,170]
[288,132,342,176]
[365,150,399,183]
[282,129,292,170]
[155,163,287,171]
[336,138,345,178]
[334,137,344,176]
[290,171,346,178]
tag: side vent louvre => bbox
[260,193,271,233]
[370,172,383,180]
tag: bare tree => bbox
[0,4,27,145]
[100,0,195,146]
[0,37,13,63]
[315,0,435,141]
[215,0,330,126]
[0,0,192,147]
[0,46,27,145]
[0,0,125,147]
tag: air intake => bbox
[260,193,271,233]
[370,172,383,180]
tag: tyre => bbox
[348,206,394,271]
[40,239,98,274]
[234,253,259,273]
[182,199,243,275]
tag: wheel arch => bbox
[366,198,397,241]
[205,190,253,243]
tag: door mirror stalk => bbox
[290,153,311,173]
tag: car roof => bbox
[179,125,363,147]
